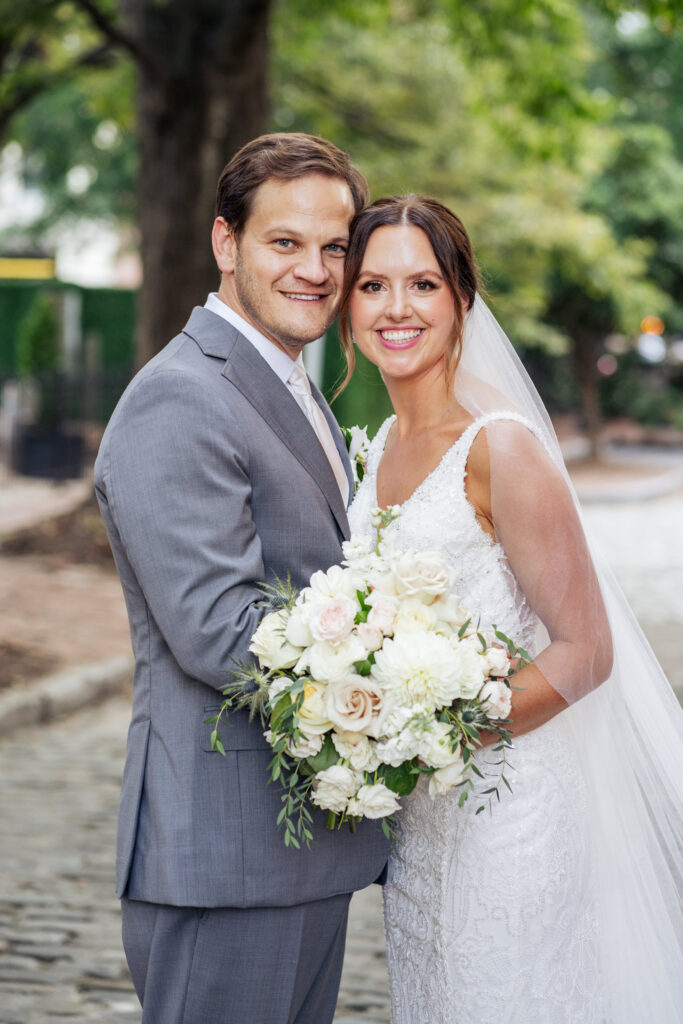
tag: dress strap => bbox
[451,410,550,477]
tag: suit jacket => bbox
[94,307,389,907]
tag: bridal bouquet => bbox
[208,509,529,849]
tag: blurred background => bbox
[0,0,681,461]
[0,4,682,1020]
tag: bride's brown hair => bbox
[336,195,480,397]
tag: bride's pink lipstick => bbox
[376,327,425,350]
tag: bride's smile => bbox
[349,223,458,383]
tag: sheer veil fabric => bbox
[455,295,683,1020]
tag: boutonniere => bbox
[341,424,370,493]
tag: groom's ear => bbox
[212,217,237,276]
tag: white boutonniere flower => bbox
[341,424,370,491]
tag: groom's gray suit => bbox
[94,306,389,1021]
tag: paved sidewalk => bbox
[0,466,91,537]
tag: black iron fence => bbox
[1,368,132,480]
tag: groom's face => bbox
[213,173,355,357]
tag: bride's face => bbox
[349,224,457,385]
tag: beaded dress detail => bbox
[348,412,605,1024]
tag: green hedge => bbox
[0,281,136,376]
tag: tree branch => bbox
[70,0,168,86]
[283,67,413,149]
[0,43,116,139]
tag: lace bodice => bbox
[348,412,604,1024]
[349,411,541,653]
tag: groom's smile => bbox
[213,173,355,357]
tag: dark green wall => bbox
[0,281,136,376]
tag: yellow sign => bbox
[0,257,56,280]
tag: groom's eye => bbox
[274,239,295,249]
[324,243,347,256]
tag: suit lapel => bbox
[182,309,350,539]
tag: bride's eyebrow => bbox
[356,269,443,280]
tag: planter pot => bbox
[11,425,85,480]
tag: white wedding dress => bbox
[348,411,607,1024]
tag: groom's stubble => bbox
[232,249,334,356]
[217,173,355,357]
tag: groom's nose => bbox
[293,247,329,285]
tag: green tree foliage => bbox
[0,0,136,234]
[0,0,680,440]
[1,0,272,364]
[273,0,680,446]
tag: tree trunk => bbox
[572,331,604,461]
[119,0,272,367]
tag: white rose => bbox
[356,622,384,651]
[482,646,511,677]
[480,679,512,720]
[286,732,324,759]
[285,603,313,647]
[448,639,488,699]
[303,636,367,683]
[394,597,438,634]
[371,632,465,710]
[431,592,468,631]
[297,680,334,735]
[307,564,358,602]
[326,676,385,736]
[428,754,466,798]
[347,782,400,819]
[421,721,461,769]
[267,676,292,702]
[249,609,301,670]
[265,729,323,759]
[366,595,399,636]
[308,595,357,646]
[332,731,381,772]
[311,764,359,813]
[392,550,455,604]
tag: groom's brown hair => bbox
[215,133,369,236]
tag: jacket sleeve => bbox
[97,366,265,690]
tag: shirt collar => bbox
[204,292,303,384]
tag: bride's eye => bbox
[359,281,384,293]
[415,280,436,292]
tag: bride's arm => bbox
[465,421,613,739]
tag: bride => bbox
[342,195,683,1023]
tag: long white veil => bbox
[456,295,683,1021]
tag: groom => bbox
[94,133,389,1024]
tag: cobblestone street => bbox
[1,487,681,1023]
[0,697,390,1024]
